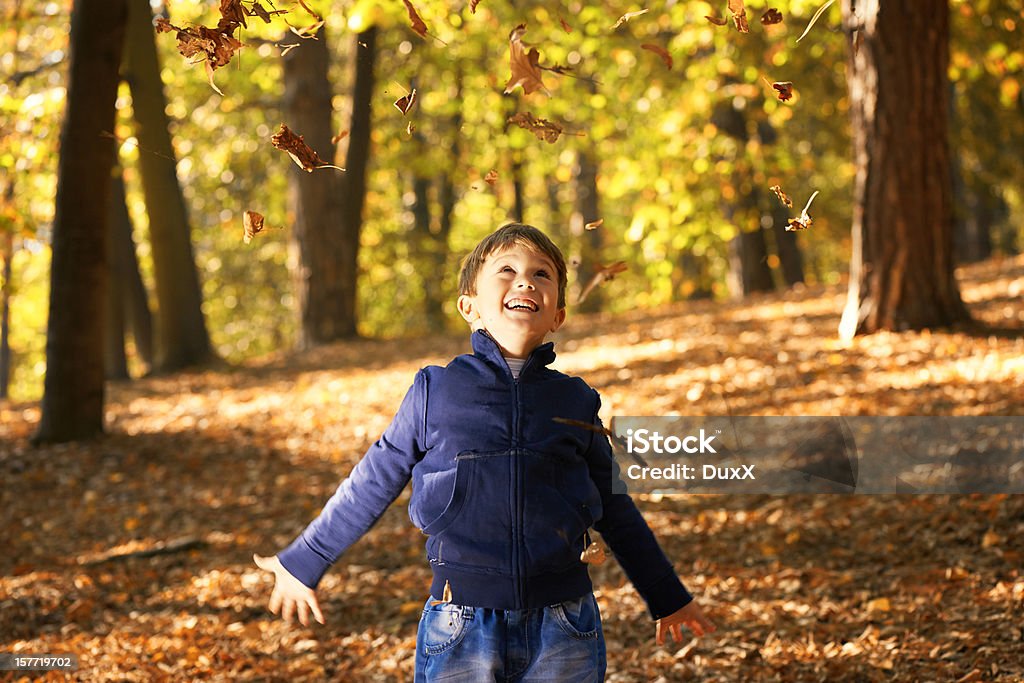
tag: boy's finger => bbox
[655,620,665,645]
[268,587,282,615]
[309,597,325,625]
[282,597,295,623]
[671,623,682,642]
[297,601,309,626]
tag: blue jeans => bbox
[414,593,606,682]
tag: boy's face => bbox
[458,243,566,359]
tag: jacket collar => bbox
[471,329,556,378]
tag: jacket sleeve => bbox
[277,369,428,588]
[583,390,693,620]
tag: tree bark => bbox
[839,0,970,338]
[123,0,211,370]
[113,173,155,370]
[770,204,806,287]
[727,221,774,298]
[571,145,604,312]
[34,0,127,443]
[105,174,130,380]
[284,27,376,346]
[0,229,11,401]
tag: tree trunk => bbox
[0,229,11,401]
[113,172,155,370]
[770,204,806,286]
[571,146,604,312]
[105,174,130,380]
[34,0,127,443]
[283,27,350,347]
[338,27,378,336]
[124,0,211,370]
[727,221,774,298]
[839,0,970,338]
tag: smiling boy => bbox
[256,223,713,681]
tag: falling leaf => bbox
[402,0,429,38]
[769,185,793,208]
[331,130,349,145]
[271,123,344,172]
[786,190,819,231]
[394,88,417,115]
[796,0,835,43]
[705,15,728,26]
[504,25,548,96]
[243,211,266,244]
[640,44,672,69]
[470,0,482,13]
[484,170,499,186]
[577,261,628,304]
[560,17,573,33]
[611,8,649,30]
[761,8,784,25]
[406,122,416,135]
[728,0,750,32]
[250,1,274,23]
[772,81,794,102]
[279,42,300,56]
[584,218,603,231]
[507,111,564,143]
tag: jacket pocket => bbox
[423,450,513,572]
[521,449,602,574]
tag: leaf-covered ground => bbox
[2,256,1023,682]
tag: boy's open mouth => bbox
[505,298,538,312]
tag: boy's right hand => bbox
[253,554,324,626]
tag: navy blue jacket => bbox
[278,330,692,618]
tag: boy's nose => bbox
[515,279,535,290]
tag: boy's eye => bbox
[501,266,515,273]
[536,270,550,278]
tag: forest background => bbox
[1,0,1021,402]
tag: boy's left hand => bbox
[656,601,715,644]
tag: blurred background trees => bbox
[2,0,1022,404]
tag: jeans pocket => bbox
[419,601,473,655]
[550,594,601,641]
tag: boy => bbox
[255,223,714,681]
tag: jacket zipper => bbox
[510,352,538,609]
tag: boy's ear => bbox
[550,307,566,333]
[457,295,480,326]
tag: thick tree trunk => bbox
[124,0,211,370]
[283,27,350,347]
[839,0,969,338]
[34,0,127,443]
[113,174,155,370]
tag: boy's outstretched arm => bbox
[253,554,324,626]
[655,601,715,644]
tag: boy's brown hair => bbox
[458,223,568,309]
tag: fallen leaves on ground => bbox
[2,256,1023,681]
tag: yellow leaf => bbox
[867,597,891,612]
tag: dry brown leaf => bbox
[769,185,793,208]
[394,89,417,115]
[402,0,429,38]
[504,25,548,96]
[243,211,265,244]
[772,81,794,102]
[331,130,349,145]
[640,44,672,69]
[611,8,649,30]
[507,111,564,143]
[271,123,343,172]
[728,0,750,32]
[406,121,416,135]
[705,15,729,26]
[484,169,499,186]
[560,17,573,33]
[761,8,784,25]
[577,261,628,304]
[786,190,819,231]
[584,218,603,231]
[470,0,482,14]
